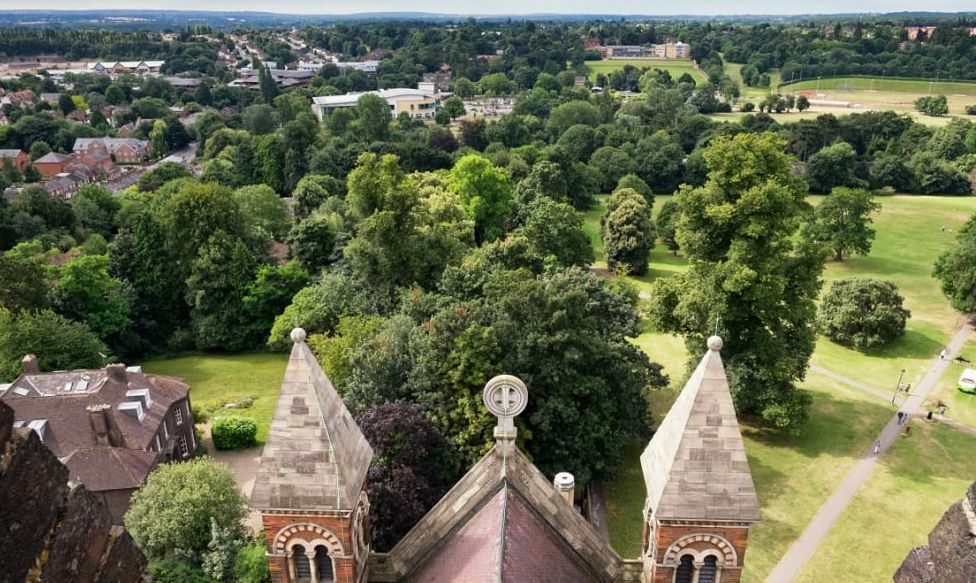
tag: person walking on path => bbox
[940,348,947,360]
[873,440,881,455]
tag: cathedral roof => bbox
[382,374,625,583]
[640,336,761,524]
[387,445,623,583]
[250,328,373,512]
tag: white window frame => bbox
[174,406,183,426]
[178,434,189,457]
[162,419,169,439]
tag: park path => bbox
[765,318,974,583]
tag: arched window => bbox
[675,554,694,583]
[293,544,311,582]
[699,555,719,583]
[315,545,335,582]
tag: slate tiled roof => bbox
[388,444,623,582]
[1,367,190,493]
[640,338,761,523]
[250,331,373,512]
[34,152,73,164]
[407,485,598,583]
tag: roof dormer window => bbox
[118,401,145,422]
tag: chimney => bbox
[105,363,126,383]
[21,354,39,374]
[87,404,125,447]
[88,404,110,446]
[554,472,575,507]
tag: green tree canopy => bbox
[647,132,825,432]
[125,458,249,561]
[801,187,880,261]
[805,141,861,194]
[818,278,910,349]
[0,308,107,381]
[934,213,976,312]
[601,187,655,275]
[447,154,513,244]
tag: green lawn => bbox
[142,352,288,444]
[795,421,976,582]
[596,194,976,578]
[586,59,707,84]
[781,75,976,96]
[811,195,976,399]
[929,336,976,428]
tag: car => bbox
[958,368,976,394]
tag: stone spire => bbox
[251,328,373,512]
[639,336,760,583]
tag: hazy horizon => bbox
[3,1,974,16]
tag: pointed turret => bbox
[252,328,373,583]
[639,336,760,583]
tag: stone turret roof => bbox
[640,337,761,524]
[250,329,373,512]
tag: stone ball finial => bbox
[707,335,724,351]
[290,328,307,344]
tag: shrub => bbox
[234,541,271,583]
[818,278,911,349]
[966,104,976,116]
[149,558,212,583]
[211,416,257,450]
[740,101,755,112]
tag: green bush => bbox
[211,417,257,450]
[818,278,911,349]
[234,541,271,583]
[149,558,214,583]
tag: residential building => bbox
[228,68,315,90]
[311,83,443,122]
[1,89,36,107]
[43,175,79,198]
[335,60,380,74]
[87,60,166,76]
[73,137,151,164]
[1,357,195,524]
[33,152,74,179]
[163,76,203,89]
[0,149,29,172]
[252,330,758,583]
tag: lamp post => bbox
[892,368,906,405]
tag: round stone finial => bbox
[707,335,724,351]
[483,375,528,420]
[290,328,307,344]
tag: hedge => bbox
[211,416,257,450]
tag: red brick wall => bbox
[650,524,751,583]
[260,512,359,583]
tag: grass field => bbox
[595,194,976,579]
[776,76,976,118]
[929,336,976,428]
[142,352,287,444]
[794,421,976,582]
[585,59,707,84]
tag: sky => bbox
[4,1,975,16]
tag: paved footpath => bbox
[765,318,974,583]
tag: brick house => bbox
[252,330,759,583]
[0,149,30,172]
[73,138,151,164]
[43,175,79,198]
[0,357,195,524]
[33,152,74,179]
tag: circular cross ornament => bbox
[483,374,528,421]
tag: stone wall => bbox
[0,400,148,583]
[894,481,976,583]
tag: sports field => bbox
[777,76,976,117]
[585,59,707,84]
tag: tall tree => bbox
[356,93,391,143]
[933,213,976,312]
[601,187,655,275]
[801,187,880,261]
[447,155,513,244]
[647,133,826,432]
